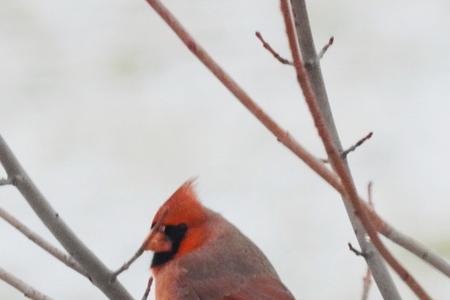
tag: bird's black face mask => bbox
[151,223,188,267]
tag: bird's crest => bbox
[152,179,207,227]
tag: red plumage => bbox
[145,180,295,300]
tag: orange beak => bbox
[143,228,172,252]
[143,208,172,252]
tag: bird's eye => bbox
[159,225,166,233]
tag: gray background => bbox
[1,0,449,299]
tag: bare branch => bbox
[318,36,334,59]
[368,168,449,278]
[143,0,338,198]
[0,266,54,300]
[0,207,89,279]
[362,267,373,300]
[285,2,400,295]
[367,181,374,207]
[255,31,293,65]
[281,0,430,299]
[361,181,374,300]
[0,135,133,300]
[141,277,153,300]
[143,0,450,286]
[378,219,450,278]
[287,4,400,297]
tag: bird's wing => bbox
[180,274,295,300]
[176,221,296,300]
[221,275,296,300]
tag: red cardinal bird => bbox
[144,180,295,300]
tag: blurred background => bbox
[1,0,450,299]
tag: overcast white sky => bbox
[1,0,450,299]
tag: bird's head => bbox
[145,179,210,269]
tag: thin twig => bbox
[321,132,373,163]
[141,277,153,300]
[0,266,54,300]
[0,135,133,300]
[255,31,293,65]
[143,0,450,282]
[280,1,431,299]
[348,242,366,257]
[0,207,89,279]
[342,132,373,159]
[318,36,334,59]
[111,246,145,281]
[112,208,168,280]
